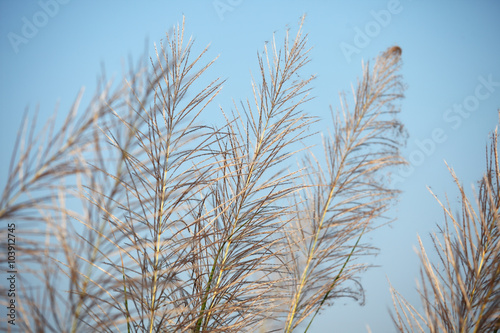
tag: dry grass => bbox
[390,121,500,333]
[282,42,406,333]
[0,17,407,332]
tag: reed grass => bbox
[1,17,408,332]
[390,119,500,333]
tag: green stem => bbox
[303,225,366,333]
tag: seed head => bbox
[385,46,402,58]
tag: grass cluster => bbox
[0,17,497,333]
[391,123,500,332]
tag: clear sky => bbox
[1,1,499,332]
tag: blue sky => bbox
[1,1,499,332]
